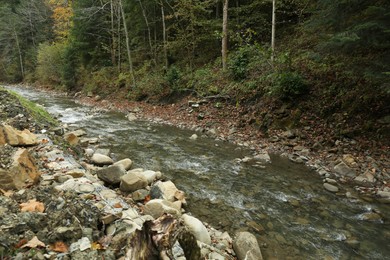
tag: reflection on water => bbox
[9,86,390,259]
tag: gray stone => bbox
[323,183,339,193]
[95,148,110,156]
[132,189,149,201]
[377,191,390,198]
[113,158,133,171]
[91,153,114,166]
[127,113,137,121]
[144,199,180,219]
[97,165,126,185]
[150,180,180,202]
[208,252,225,260]
[334,162,356,177]
[182,214,211,245]
[190,134,198,140]
[233,231,263,260]
[120,172,148,192]
[142,170,159,184]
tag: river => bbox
[8,86,389,259]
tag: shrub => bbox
[36,42,66,86]
[270,71,307,100]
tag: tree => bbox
[222,0,228,70]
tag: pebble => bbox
[323,183,339,193]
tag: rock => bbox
[343,154,357,167]
[253,152,271,163]
[190,134,198,140]
[127,113,137,121]
[120,171,148,192]
[97,165,126,185]
[64,133,79,146]
[354,174,376,186]
[84,148,94,157]
[208,252,225,260]
[182,214,211,245]
[69,129,86,137]
[91,153,114,166]
[0,124,38,146]
[377,191,390,198]
[360,212,382,221]
[95,148,110,156]
[0,148,40,190]
[150,180,181,202]
[233,231,263,260]
[65,169,85,178]
[142,170,159,184]
[323,183,339,193]
[143,199,181,219]
[131,189,150,201]
[53,127,65,136]
[334,162,356,178]
[113,158,133,171]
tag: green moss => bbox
[3,87,58,127]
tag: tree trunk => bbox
[160,0,168,70]
[138,0,156,66]
[119,0,136,86]
[110,0,116,65]
[13,28,24,80]
[117,2,122,72]
[222,0,228,71]
[271,0,276,62]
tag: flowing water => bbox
[8,86,389,259]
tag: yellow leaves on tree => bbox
[19,199,45,213]
[47,0,73,41]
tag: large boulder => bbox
[143,199,181,219]
[113,158,133,171]
[96,165,126,185]
[0,148,40,190]
[150,180,181,202]
[182,214,211,245]
[0,124,38,146]
[91,153,114,166]
[120,171,148,192]
[233,232,263,260]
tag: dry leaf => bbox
[50,241,68,253]
[21,236,45,248]
[20,199,45,213]
[15,239,28,248]
[91,242,103,250]
[0,188,14,197]
[113,202,122,208]
[143,195,151,204]
[41,139,49,144]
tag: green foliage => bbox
[165,66,181,88]
[228,46,250,80]
[36,42,66,86]
[62,43,78,90]
[270,71,307,100]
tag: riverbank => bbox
[0,87,264,259]
[72,88,390,203]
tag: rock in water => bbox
[182,214,211,245]
[96,165,126,185]
[323,183,339,193]
[233,232,263,260]
[91,153,114,166]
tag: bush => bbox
[270,71,307,100]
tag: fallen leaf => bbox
[21,236,45,248]
[144,195,151,204]
[20,199,45,213]
[50,241,68,253]
[91,242,103,250]
[0,188,14,197]
[41,139,49,144]
[113,202,122,208]
[15,239,28,248]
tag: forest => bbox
[0,0,389,133]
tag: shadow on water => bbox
[9,86,390,259]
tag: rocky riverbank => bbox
[73,91,390,204]
[0,87,263,259]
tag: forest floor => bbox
[73,88,390,201]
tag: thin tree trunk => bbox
[14,28,24,80]
[117,2,122,72]
[271,0,276,62]
[110,0,116,65]
[160,0,168,69]
[138,0,156,65]
[222,0,228,71]
[119,0,136,86]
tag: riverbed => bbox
[8,86,389,259]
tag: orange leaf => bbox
[20,199,45,213]
[50,241,68,253]
[15,239,28,248]
[91,242,103,250]
[41,139,49,144]
[144,195,151,204]
[21,236,45,248]
[113,202,122,208]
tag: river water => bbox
[9,86,389,259]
